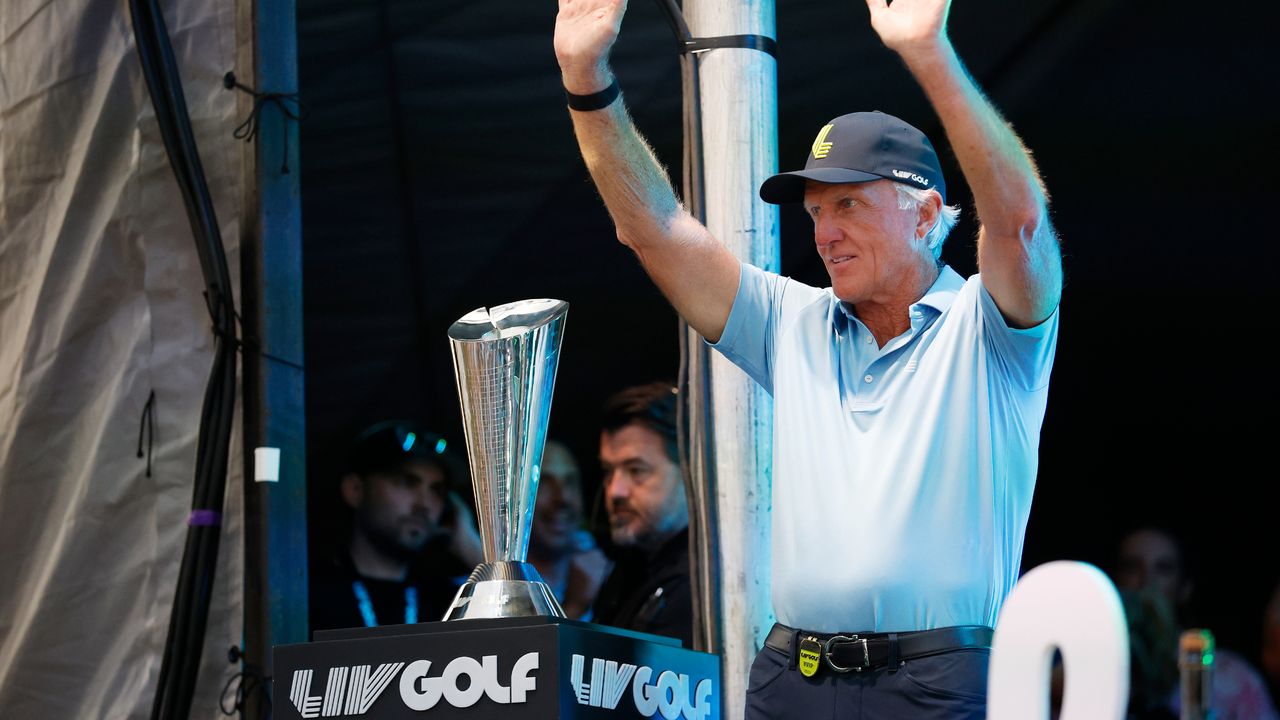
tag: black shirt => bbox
[308,544,464,634]
[591,527,693,647]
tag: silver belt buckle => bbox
[824,634,870,673]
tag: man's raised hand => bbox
[554,0,627,94]
[863,0,951,59]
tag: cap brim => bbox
[759,167,884,204]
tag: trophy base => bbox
[442,561,567,620]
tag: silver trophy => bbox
[442,298,569,620]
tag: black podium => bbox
[273,617,721,719]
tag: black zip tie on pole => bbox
[681,34,777,57]
[137,389,156,478]
[223,72,304,174]
[649,0,776,57]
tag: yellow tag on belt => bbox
[798,637,822,678]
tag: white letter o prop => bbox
[988,561,1129,720]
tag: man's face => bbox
[1114,529,1188,603]
[600,423,687,550]
[530,442,584,557]
[352,460,447,561]
[803,179,934,305]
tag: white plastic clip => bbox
[254,447,281,483]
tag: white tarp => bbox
[1,0,244,716]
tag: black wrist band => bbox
[565,79,620,111]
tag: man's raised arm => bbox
[866,0,1063,328]
[554,0,740,342]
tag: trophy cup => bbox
[442,298,569,620]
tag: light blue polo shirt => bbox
[712,262,1058,633]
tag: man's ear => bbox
[340,473,364,510]
[916,190,943,244]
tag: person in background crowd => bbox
[590,383,692,646]
[528,439,611,619]
[309,421,483,632]
[1113,526,1278,720]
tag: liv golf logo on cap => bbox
[811,124,835,159]
[891,168,930,187]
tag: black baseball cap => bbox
[759,111,946,205]
[346,420,455,478]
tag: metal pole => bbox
[682,0,779,715]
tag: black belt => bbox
[764,623,993,674]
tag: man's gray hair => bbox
[894,183,960,260]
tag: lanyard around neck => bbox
[352,580,418,627]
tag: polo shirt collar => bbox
[835,264,965,320]
[916,265,965,314]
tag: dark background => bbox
[296,0,1279,667]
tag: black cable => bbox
[654,0,693,48]
[220,647,272,719]
[137,390,156,477]
[126,0,239,717]
[649,0,716,655]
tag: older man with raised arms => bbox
[554,0,1062,717]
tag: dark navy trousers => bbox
[744,643,990,719]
